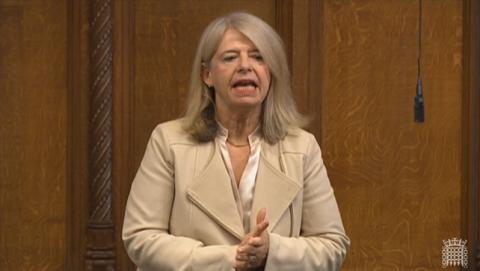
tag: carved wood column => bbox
[86,0,115,270]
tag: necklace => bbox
[226,138,250,147]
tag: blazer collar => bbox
[186,140,301,240]
[250,141,301,231]
[186,142,245,239]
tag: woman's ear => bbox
[201,62,212,87]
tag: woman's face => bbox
[203,28,271,114]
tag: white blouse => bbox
[216,124,261,233]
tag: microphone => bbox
[414,78,424,123]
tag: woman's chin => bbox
[229,99,263,110]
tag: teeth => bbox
[234,81,256,88]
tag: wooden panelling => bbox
[67,0,90,270]
[67,1,91,270]
[113,0,136,270]
[463,0,480,269]
[275,0,293,67]
[291,0,325,135]
[316,0,463,269]
[0,1,67,270]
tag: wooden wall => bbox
[0,0,478,270]
[0,1,68,269]
[318,1,463,269]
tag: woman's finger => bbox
[234,259,248,270]
[253,208,269,237]
[256,208,267,224]
[238,243,258,255]
[252,220,269,237]
[236,253,249,261]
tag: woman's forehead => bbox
[216,28,258,53]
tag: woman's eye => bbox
[252,54,264,61]
[223,55,236,62]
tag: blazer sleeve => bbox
[122,126,236,271]
[264,133,350,271]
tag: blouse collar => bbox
[216,121,262,146]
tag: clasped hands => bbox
[234,208,269,270]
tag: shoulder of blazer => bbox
[151,120,317,154]
[151,118,198,146]
[281,127,317,155]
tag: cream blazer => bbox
[122,119,349,271]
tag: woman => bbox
[122,12,349,271]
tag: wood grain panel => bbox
[463,0,480,269]
[291,0,319,117]
[275,0,293,67]
[113,0,136,270]
[66,1,90,270]
[317,0,463,269]
[0,1,67,270]
[291,0,325,137]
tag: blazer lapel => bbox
[186,143,244,240]
[250,142,301,231]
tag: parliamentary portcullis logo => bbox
[442,238,467,268]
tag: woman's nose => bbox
[237,55,252,72]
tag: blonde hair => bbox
[183,12,307,144]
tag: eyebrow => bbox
[221,49,260,54]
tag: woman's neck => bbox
[216,106,261,143]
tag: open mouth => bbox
[232,79,258,89]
